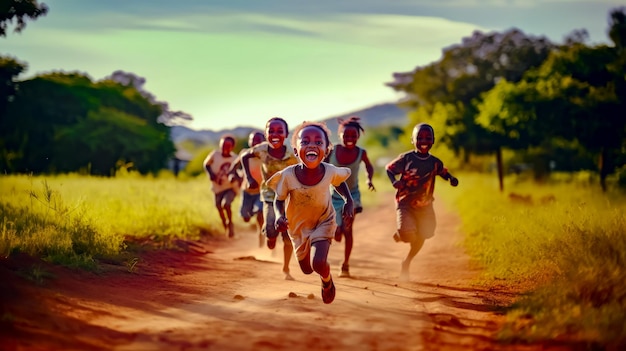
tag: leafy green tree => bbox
[0,71,183,175]
[478,8,626,190]
[0,0,48,36]
[388,28,555,190]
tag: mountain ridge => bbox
[170,102,408,145]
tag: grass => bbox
[0,173,223,268]
[438,173,626,347]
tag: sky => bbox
[2,0,623,131]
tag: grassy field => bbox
[0,172,222,269]
[2,171,625,346]
[437,173,626,347]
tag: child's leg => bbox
[223,190,236,237]
[311,240,331,279]
[262,201,278,249]
[312,239,335,303]
[281,232,294,280]
[298,249,314,274]
[239,192,253,222]
[214,191,228,228]
[401,236,425,280]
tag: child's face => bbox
[340,126,359,149]
[220,138,235,155]
[265,120,287,149]
[248,132,265,147]
[296,126,327,170]
[412,126,434,154]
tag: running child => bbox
[204,134,240,238]
[325,116,375,278]
[240,117,299,280]
[267,121,354,304]
[229,131,266,247]
[386,123,459,281]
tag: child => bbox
[229,131,266,247]
[204,134,240,238]
[267,121,354,304]
[325,116,375,278]
[386,123,458,281]
[240,117,299,280]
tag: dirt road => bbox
[0,197,573,351]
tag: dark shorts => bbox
[262,201,289,241]
[332,189,362,226]
[240,191,262,220]
[214,189,236,208]
[396,202,436,242]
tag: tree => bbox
[0,71,180,175]
[387,28,555,190]
[478,29,626,191]
[0,0,48,37]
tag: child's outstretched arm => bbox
[386,169,402,189]
[440,168,459,187]
[241,151,259,189]
[274,199,289,232]
[227,155,243,184]
[361,150,376,191]
[335,182,355,227]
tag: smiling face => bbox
[296,126,328,169]
[412,124,434,155]
[340,126,360,149]
[265,120,288,149]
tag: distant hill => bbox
[170,102,408,150]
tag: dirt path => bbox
[1,197,571,351]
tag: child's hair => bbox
[291,121,333,155]
[220,134,236,145]
[338,116,365,135]
[412,123,435,143]
[265,117,289,136]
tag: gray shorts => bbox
[214,189,236,208]
[396,202,436,242]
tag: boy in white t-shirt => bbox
[204,134,240,238]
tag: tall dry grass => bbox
[439,173,626,346]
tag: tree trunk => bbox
[496,147,504,192]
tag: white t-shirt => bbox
[267,163,350,260]
[204,151,239,194]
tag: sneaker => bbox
[339,264,350,278]
[321,277,336,304]
[267,237,277,249]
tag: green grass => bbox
[0,173,223,268]
[439,173,626,346]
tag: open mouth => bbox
[305,150,319,161]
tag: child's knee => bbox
[299,259,314,274]
[312,256,328,274]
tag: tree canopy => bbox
[0,0,48,37]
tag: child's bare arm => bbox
[274,199,289,232]
[386,169,402,189]
[361,150,376,191]
[335,182,354,227]
[241,151,259,189]
[205,160,217,181]
[440,168,459,187]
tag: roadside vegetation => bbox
[438,173,626,347]
[0,172,221,269]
